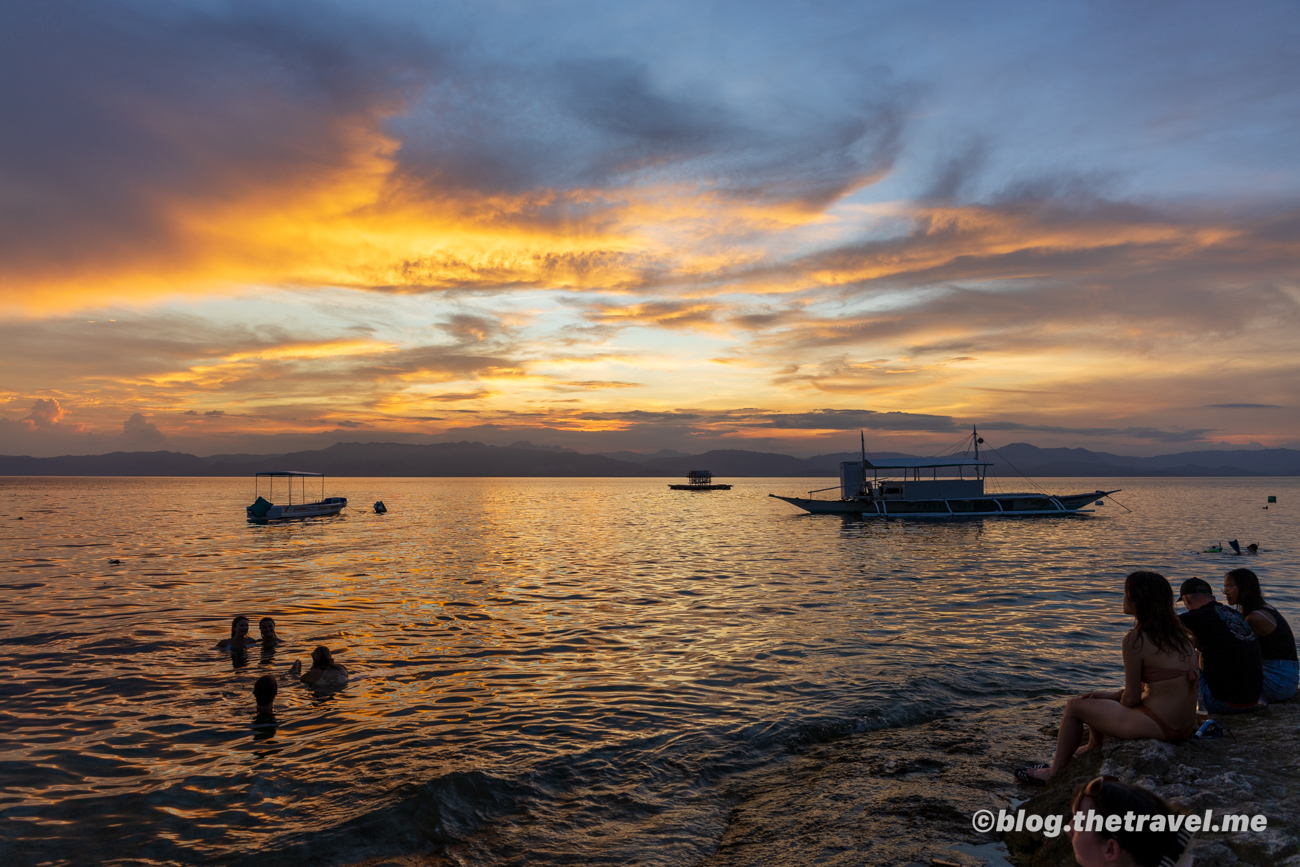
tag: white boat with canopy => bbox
[246,471,348,523]
[769,428,1118,517]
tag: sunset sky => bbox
[2,1,1298,458]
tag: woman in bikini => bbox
[1019,571,1197,784]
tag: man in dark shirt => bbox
[1178,577,1264,713]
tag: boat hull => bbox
[768,490,1117,517]
[247,497,348,523]
[669,484,733,490]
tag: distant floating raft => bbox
[669,470,732,491]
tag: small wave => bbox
[262,769,536,866]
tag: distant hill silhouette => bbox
[1,440,1297,477]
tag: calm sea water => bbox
[1,476,1296,866]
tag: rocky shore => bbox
[1006,700,1300,867]
[344,698,1300,867]
[695,698,1300,867]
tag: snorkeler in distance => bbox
[253,675,278,715]
[288,646,349,688]
[258,617,284,647]
[216,615,258,649]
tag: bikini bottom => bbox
[1138,703,1196,742]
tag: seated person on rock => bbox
[1068,776,1194,867]
[288,645,348,688]
[1178,577,1264,713]
[1019,571,1197,784]
[1223,568,1297,702]
[216,615,258,650]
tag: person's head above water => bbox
[253,675,278,712]
[231,616,250,637]
[310,646,339,669]
[1177,577,1215,611]
[259,617,278,640]
[1068,776,1192,866]
[1223,568,1266,613]
[1124,571,1191,655]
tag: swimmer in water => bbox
[258,617,284,647]
[289,646,348,688]
[253,675,278,716]
[216,615,257,649]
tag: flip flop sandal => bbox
[1014,765,1049,785]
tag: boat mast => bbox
[860,430,868,495]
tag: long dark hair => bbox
[311,645,340,669]
[1125,571,1193,658]
[1227,568,1267,614]
[1072,777,1192,867]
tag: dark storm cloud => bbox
[0,312,524,414]
[979,422,1213,443]
[123,412,166,445]
[443,406,1209,444]
[760,409,961,432]
[923,140,989,201]
[0,0,437,274]
[356,347,521,382]
[388,54,912,208]
[1205,403,1283,409]
[437,314,512,345]
[0,315,292,382]
[726,195,1300,362]
[759,196,1300,308]
[581,300,722,330]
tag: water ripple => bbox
[0,476,1296,865]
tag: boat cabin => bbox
[839,457,989,501]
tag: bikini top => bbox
[1144,665,1198,684]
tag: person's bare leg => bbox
[1029,696,1088,781]
[1075,724,1105,757]
[1029,696,1161,782]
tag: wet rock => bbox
[697,702,1057,867]
[694,698,1298,867]
[1004,701,1300,867]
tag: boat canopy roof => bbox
[864,457,991,469]
[255,471,324,477]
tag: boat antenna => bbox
[973,425,980,462]
[859,430,874,467]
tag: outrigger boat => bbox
[246,471,348,523]
[769,428,1118,517]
